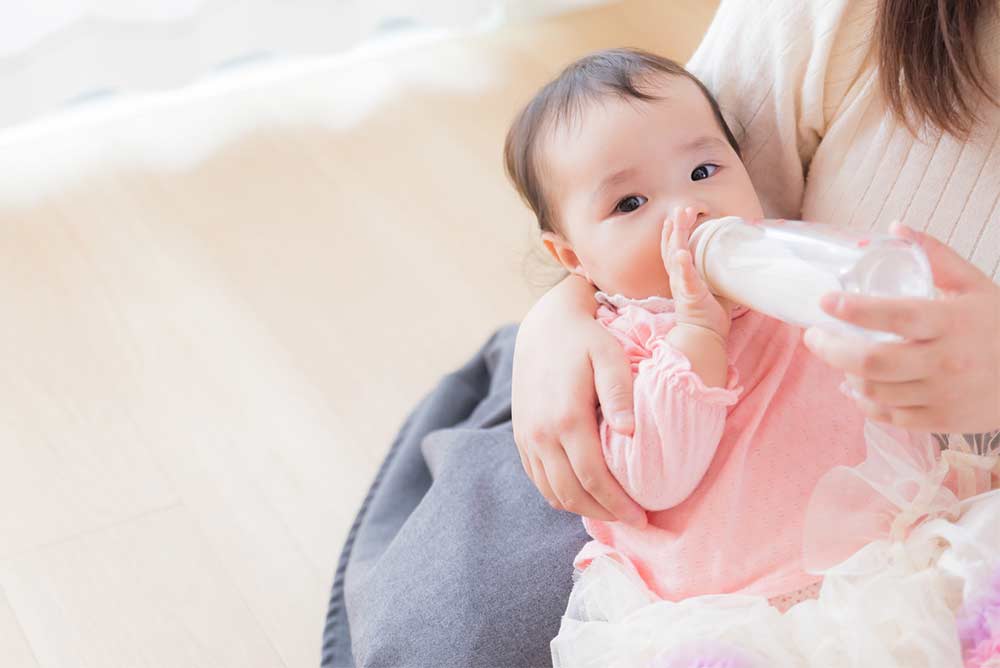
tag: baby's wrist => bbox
[672,321,729,347]
[667,322,729,388]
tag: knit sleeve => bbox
[600,339,742,511]
[686,0,868,219]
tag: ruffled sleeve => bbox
[601,338,743,511]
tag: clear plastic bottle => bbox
[687,216,935,340]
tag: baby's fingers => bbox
[673,248,707,300]
[664,208,688,254]
[674,207,695,241]
[660,218,675,270]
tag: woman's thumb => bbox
[591,343,635,435]
[891,221,984,292]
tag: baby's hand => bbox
[661,206,733,340]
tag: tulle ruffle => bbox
[803,421,995,574]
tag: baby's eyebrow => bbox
[679,135,728,153]
[593,167,638,202]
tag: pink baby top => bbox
[576,292,870,601]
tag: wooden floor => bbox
[0,2,718,666]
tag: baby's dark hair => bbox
[503,48,741,234]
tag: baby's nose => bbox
[678,204,711,227]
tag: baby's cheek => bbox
[621,250,671,299]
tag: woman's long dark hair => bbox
[877,0,998,138]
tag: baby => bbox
[504,48,1000,667]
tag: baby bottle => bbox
[687,216,935,341]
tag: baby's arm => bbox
[600,207,740,511]
[602,340,741,511]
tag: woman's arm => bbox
[512,273,649,528]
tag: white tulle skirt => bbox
[551,425,1000,668]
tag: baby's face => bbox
[541,75,764,299]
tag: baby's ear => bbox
[541,231,586,278]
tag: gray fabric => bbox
[321,324,588,668]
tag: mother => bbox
[323,0,1000,665]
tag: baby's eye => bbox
[614,195,647,214]
[691,163,720,181]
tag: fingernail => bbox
[892,221,924,246]
[803,328,819,348]
[819,293,842,314]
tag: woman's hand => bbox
[803,222,1000,433]
[512,275,648,528]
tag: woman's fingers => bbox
[818,293,948,341]
[529,404,647,527]
[581,301,648,526]
[515,442,531,478]
[843,373,932,408]
[524,337,646,526]
[892,221,990,292]
[850,393,894,423]
[850,396,937,430]
[560,424,648,528]
[528,455,564,510]
[802,328,937,381]
[538,446,619,522]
